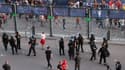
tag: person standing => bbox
[68,40,75,60]
[102,38,108,48]
[45,46,52,69]
[2,60,11,70]
[77,33,84,53]
[27,36,36,56]
[15,32,21,49]
[59,37,65,56]
[74,53,81,70]
[40,32,46,50]
[2,33,9,51]
[9,36,18,55]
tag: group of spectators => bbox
[68,0,123,9]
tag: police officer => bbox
[68,40,75,60]
[9,36,18,55]
[74,53,81,70]
[45,46,52,69]
[59,37,65,56]
[2,60,11,70]
[2,33,9,51]
[27,36,36,56]
[115,61,121,70]
[98,45,107,64]
[15,32,21,49]
[90,41,97,61]
[77,34,84,53]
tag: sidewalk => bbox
[0,30,125,45]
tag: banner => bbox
[0,4,12,13]
[70,8,85,17]
[53,7,68,16]
[91,9,108,19]
[16,5,32,14]
[33,6,48,15]
[109,10,125,19]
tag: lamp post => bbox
[49,0,53,37]
[85,7,90,39]
[12,3,17,33]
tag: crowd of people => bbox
[0,0,124,70]
[1,32,122,70]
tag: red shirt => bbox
[115,1,122,9]
[109,0,114,7]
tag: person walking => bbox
[98,45,108,64]
[40,32,46,50]
[75,17,81,29]
[59,37,65,56]
[2,60,11,70]
[15,32,21,49]
[45,46,52,69]
[90,41,97,61]
[62,18,66,30]
[2,33,9,51]
[9,36,18,55]
[90,34,95,43]
[74,53,81,70]
[27,36,36,56]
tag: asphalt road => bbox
[0,37,125,70]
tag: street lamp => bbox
[12,3,18,33]
[49,0,53,37]
[85,7,90,39]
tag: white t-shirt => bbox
[41,33,46,39]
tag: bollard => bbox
[107,30,110,40]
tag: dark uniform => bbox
[98,46,107,64]
[74,53,81,70]
[78,34,84,53]
[90,41,97,61]
[45,46,52,69]
[2,61,11,70]
[15,32,21,49]
[27,36,36,56]
[116,61,121,70]
[68,40,75,60]
[59,38,65,56]
[90,34,95,43]
[9,36,18,55]
[57,61,62,70]
[2,33,9,51]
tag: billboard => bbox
[91,9,108,19]
[70,8,85,17]
[53,7,68,16]
[16,5,32,14]
[0,4,12,13]
[109,10,125,19]
[32,6,48,15]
